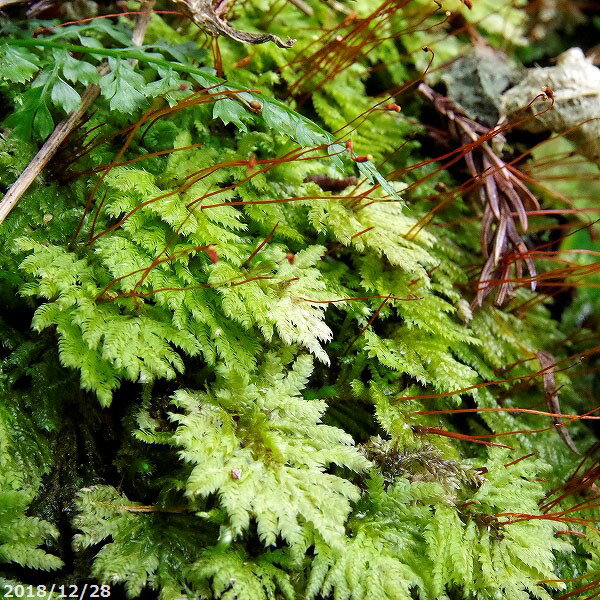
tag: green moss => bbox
[0,1,598,597]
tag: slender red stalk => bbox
[241,222,279,268]
[395,346,600,403]
[413,407,600,421]
[346,294,392,351]
[416,427,513,448]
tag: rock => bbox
[500,48,600,167]
[442,46,523,126]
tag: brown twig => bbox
[0,0,26,8]
[287,0,313,15]
[132,0,156,47]
[121,504,191,513]
[0,2,156,227]
[537,350,579,454]
[0,83,102,226]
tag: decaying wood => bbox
[172,0,295,47]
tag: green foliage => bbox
[188,548,294,600]
[308,451,571,600]
[0,334,63,576]
[0,0,598,598]
[170,354,368,550]
[0,490,62,572]
[74,486,210,599]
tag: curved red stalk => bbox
[396,346,600,403]
[416,427,513,448]
[346,294,392,352]
[241,222,279,268]
[413,407,600,421]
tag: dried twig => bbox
[318,0,351,14]
[132,0,155,47]
[172,0,295,47]
[287,0,313,16]
[0,0,27,8]
[0,84,103,226]
[0,3,155,226]
[121,504,191,513]
[419,83,540,306]
[537,350,579,454]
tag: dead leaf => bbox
[172,0,295,47]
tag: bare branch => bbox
[287,0,313,16]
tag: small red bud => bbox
[345,139,354,153]
[384,103,401,112]
[205,244,219,264]
[353,154,373,163]
[248,100,263,112]
[247,154,257,171]
[541,86,554,101]
[285,253,296,265]
[179,83,189,91]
